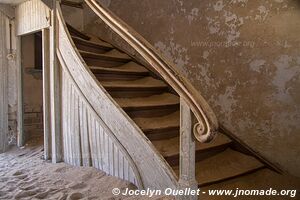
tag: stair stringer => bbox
[56,4,178,190]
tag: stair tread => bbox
[104,49,131,60]
[133,111,179,132]
[115,93,179,109]
[100,77,167,88]
[173,149,265,186]
[79,50,132,62]
[72,36,113,49]
[153,134,232,158]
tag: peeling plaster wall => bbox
[85,0,300,177]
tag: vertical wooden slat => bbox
[80,100,91,167]
[119,153,124,179]
[61,71,67,162]
[42,28,51,160]
[103,133,109,173]
[70,85,76,165]
[0,12,8,153]
[65,75,71,164]
[89,114,97,168]
[94,121,100,170]
[74,92,81,166]
[99,125,104,170]
[96,122,103,170]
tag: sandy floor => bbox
[0,137,172,200]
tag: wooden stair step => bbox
[72,36,113,54]
[115,93,179,117]
[100,77,170,97]
[153,134,232,166]
[61,0,83,9]
[100,77,167,89]
[67,23,91,41]
[91,62,150,81]
[104,49,131,60]
[133,111,180,140]
[79,50,132,63]
[173,149,265,187]
[115,62,149,72]
[90,63,148,74]
[79,50,132,67]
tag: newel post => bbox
[178,97,198,200]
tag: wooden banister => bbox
[85,0,219,143]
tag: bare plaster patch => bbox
[272,55,300,102]
[255,5,269,21]
[249,59,266,72]
[187,8,199,25]
[214,0,225,12]
[215,86,238,122]
[154,40,190,73]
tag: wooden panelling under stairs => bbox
[66,24,270,188]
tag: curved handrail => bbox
[85,0,219,143]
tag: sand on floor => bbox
[0,137,173,200]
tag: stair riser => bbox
[69,30,90,41]
[84,58,127,68]
[76,44,109,54]
[198,166,265,187]
[94,72,149,81]
[165,144,231,167]
[105,88,170,98]
[124,105,179,118]
[145,128,179,141]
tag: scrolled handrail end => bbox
[193,122,218,143]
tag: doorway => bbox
[21,31,44,144]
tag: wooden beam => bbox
[42,28,52,160]
[50,0,62,163]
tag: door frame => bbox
[17,28,52,160]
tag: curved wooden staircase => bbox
[67,23,265,188]
[49,1,300,199]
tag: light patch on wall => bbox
[207,17,221,34]
[272,109,300,137]
[187,8,199,25]
[215,86,238,122]
[202,51,210,59]
[229,0,248,4]
[274,0,284,3]
[249,59,266,72]
[272,55,300,102]
[214,0,225,11]
[154,40,190,73]
[224,11,243,43]
[255,5,269,21]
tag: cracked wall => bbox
[87,0,300,177]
